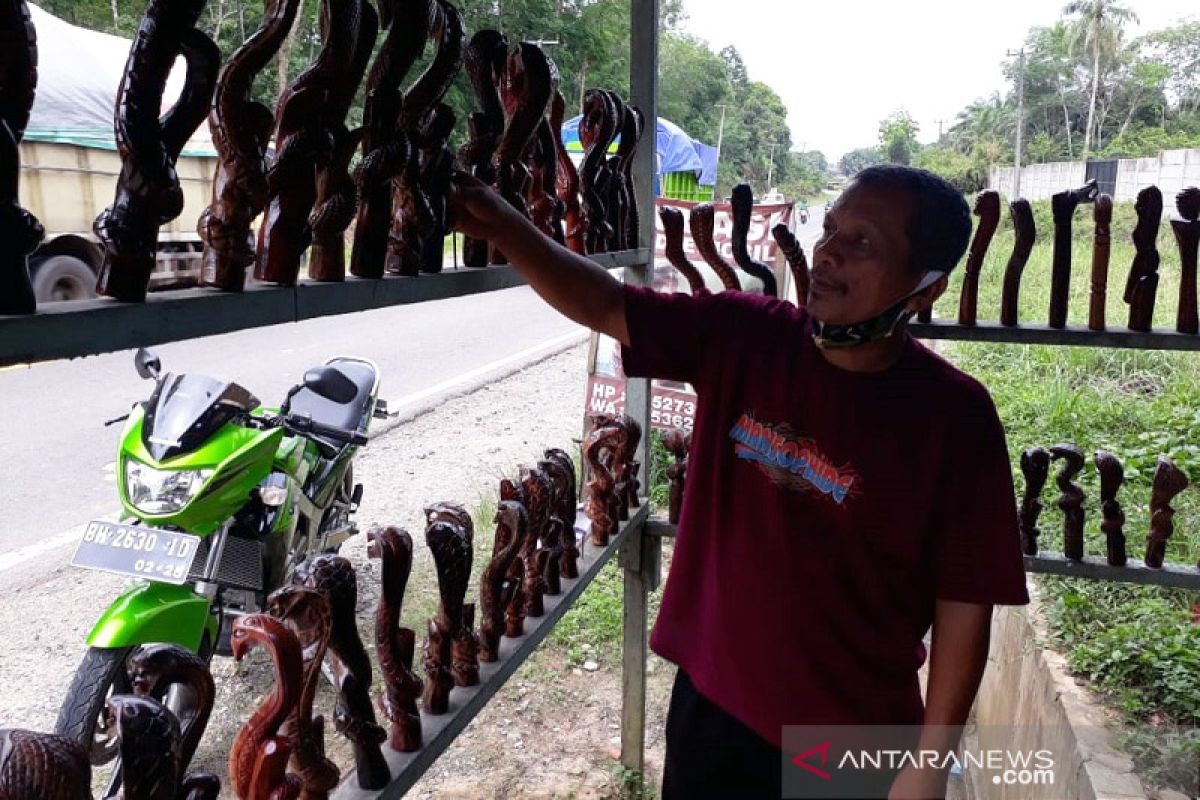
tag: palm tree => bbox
[1062,0,1139,156]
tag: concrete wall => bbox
[988,149,1200,202]
[966,601,1148,800]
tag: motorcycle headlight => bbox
[124,459,213,515]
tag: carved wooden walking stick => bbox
[458,29,508,266]
[0,728,91,799]
[1125,185,1164,332]
[584,423,624,546]
[95,0,219,302]
[527,119,564,242]
[199,0,300,291]
[293,555,389,789]
[349,0,430,278]
[601,91,628,252]
[661,206,705,292]
[999,199,1036,327]
[267,585,339,799]
[1018,447,1049,556]
[731,184,778,296]
[1087,194,1114,331]
[0,0,42,314]
[545,447,580,578]
[1048,181,1099,329]
[663,428,692,525]
[422,502,474,710]
[479,500,525,660]
[366,526,423,752]
[1094,450,1126,566]
[1146,456,1188,569]
[772,223,809,307]
[127,643,215,778]
[618,104,645,250]
[578,89,616,254]
[551,90,585,255]
[691,203,741,291]
[490,42,554,263]
[228,614,304,800]
[1172,188,1200,335]
[1049,444,1086,560]
[957,190,1001,326]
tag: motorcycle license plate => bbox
[70,520,200,585]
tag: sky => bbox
[677,0,1194,162]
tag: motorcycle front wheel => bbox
[55,646,134,766]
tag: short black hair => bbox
[849,165,971,275]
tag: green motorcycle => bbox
[55,347,389,774]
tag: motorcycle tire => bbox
[54,646,133,766]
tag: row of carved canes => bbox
[581,413,644,546]
[1018,445,1191,569]
[0,0,647,311]
[659,184,809,302]
[0,446,587,799]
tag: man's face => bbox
[808,182,927,325]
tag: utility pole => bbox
[1007,47,1026,199]
[714,104,729,164]
[766,140,778,191]
[935,119,948,140]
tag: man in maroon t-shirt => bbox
[449,165,1029,799]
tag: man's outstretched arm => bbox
[448,172,630,346]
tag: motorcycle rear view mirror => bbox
[134,347,162,380]
[303,367,357,404]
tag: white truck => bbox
[17,4,215,301]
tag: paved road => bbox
[0,285,583,551]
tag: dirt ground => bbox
[0,343,676,798]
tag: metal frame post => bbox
[620,0,660,779]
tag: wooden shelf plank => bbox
[1025,551,1200,589]
[0,249,651,367]
[331,503,650,800]
[909,319,1200,352]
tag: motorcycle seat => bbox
[289,358,377,439]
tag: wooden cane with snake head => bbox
[458,28,508,266]
[772,223,809,306]
[544,447,581,578]
[661,206,705,292]
[999,199,1036,327]
[731,184,777,296]
[479,500,525,661]
[367,525,423,751]
[690,203,741,291]
[423,502,478,694]
[957,189,1001,326]
[127,643,215,779]
[551,90,585,254]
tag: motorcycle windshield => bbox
[142,374,260,461]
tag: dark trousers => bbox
[662,669,784,799]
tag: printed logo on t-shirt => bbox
[729,412,860,505]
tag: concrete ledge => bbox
[967,589,1148,799]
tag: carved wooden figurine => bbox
[616,104,644,251]
[423,502,474,711]
[108,695,181,800]
[545,446,581,579]
[1173,187,1200,335]
[0,728,91,799]
[663,428,692,525]
[198,0,300,291]
[293,554,389,789]
[730,184,778,296]
[94,0,219,302]
[957,190,1001,326]
[660,206,705,292]
[1048,181,1098,329]
[367,525,423,752]
[349,0,430,278]
[1094,450,1126,566]
[578,89,616,254]
[0,0,43,314]
[999,199,1036,327]
[500,477,531,637]
[228,614,303,800]
[1087,194,1114,331]
[1049,444,1086,560]
[551,90,585,255]
[127,643,216,778]
[772,223,810,307]
[1018,447,1050,555]
[1125,185,1164,332]
[458,29,508,267]
[537,455,574,594]
[519,467,554,616]
[691,203,741,291]
[489,42,554,263]
[584,421,625,546]
[1146,456,1189,569]
[266,585,339,799]
[479,499,526,660]
[527,119,563,242]
[600,91,628,252]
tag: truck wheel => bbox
[32,256,98,302]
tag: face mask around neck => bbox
[810,271,942,349]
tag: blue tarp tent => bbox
[560,115,714,186]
